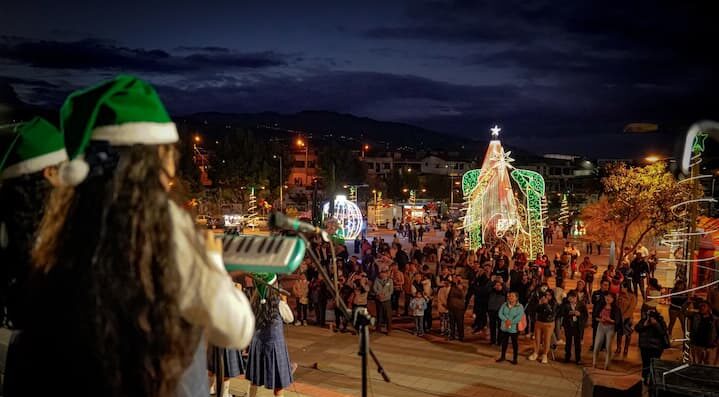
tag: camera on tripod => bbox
[352,307,375,329]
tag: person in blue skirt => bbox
[246,273,295,397]
[208,282,249,396]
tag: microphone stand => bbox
[298,234,390,397]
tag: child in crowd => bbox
[437,280,451,338]
[410,291,428,336]
[292,273,309,326]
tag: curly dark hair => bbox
[30,143,199,397]
[0,171,52,328]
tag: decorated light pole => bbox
[273,154,283,211]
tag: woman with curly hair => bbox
[16,75,254,397]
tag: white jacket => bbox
[169,201,254,349]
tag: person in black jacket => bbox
[392,243,409,272]
[559,290,588,364]
[635,308,669,384]
[690,301,719,365]
[466,266,490,333]
[492,258,510,286]
[630,253,649,300]
[529,289,557,363]
[487,280,507,345]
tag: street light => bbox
[372,189,380,227]
[362,144,369,159]
[449,173,459,208]
[194,135,201,143]
[273,154,283,211]
[645,155,661,163]
[296,137,309,185]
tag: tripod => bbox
[300,234,391,397]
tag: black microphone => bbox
[269,212,323,235]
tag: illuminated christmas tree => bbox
[463,126,545,257]
[558,194,569,223]
[246,187,258,228]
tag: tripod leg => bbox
[361,324,368,397]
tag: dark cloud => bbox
[0,75,59,88]
[1,0,717,158]
[0,36,286,73]
[174,46,231,53]
[365,1,718,85]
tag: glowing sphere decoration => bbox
[322,195,363,240]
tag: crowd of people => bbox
[0,75,291,397]
[288,224,719,385]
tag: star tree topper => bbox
[490,149,515,171]
[490,125,501,138]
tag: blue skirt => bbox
[208,346,246,378]
[245,315,293,389]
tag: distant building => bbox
[362,152,474,178]
[287,148,318,186]
[364,155,394,176]
[515,154,600,204]
[420,156,472,175]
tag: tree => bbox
[173,132,205,210]
[558,194,570,223]
[386,168,403,199]
[581,196,645,247]
[541,196,549,226]
[423,174,450,201]
[207,128,285,207]
[316,143,367,196]
[600,162,690,258]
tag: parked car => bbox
[195,214,211,226]
[254,216,269,229]
[207,216,225,229]
[223,214,244,227]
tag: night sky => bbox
[1,1,717,157]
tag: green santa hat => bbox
[0,117,68,180]
[58,74,178,185]
[253,273,278,304]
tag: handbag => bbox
[278,300,294,324]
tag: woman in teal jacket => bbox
[496,291,525,364]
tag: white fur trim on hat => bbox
[1,149,68,179]
[91,122,178,145]
[58,157,90,186]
